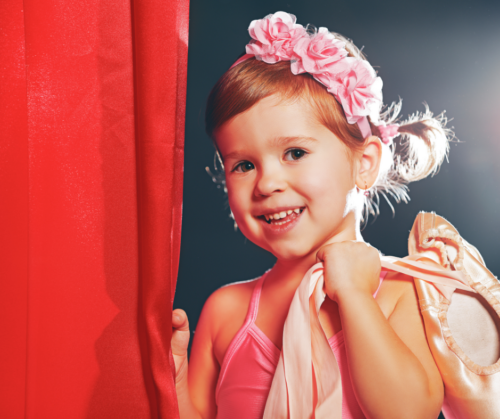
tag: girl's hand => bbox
[316,241,381,301]
[171,308,191,386]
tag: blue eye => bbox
[233,161,255,173]
[285,149,307,161]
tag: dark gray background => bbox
[175,0,500,351]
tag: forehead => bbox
[214,95,321,153]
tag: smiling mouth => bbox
[258,207,305,225]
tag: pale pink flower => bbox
[291,28,347,75]
[239,12,385,136]
[320,58,383,124]
[246,12,307,63]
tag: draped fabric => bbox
[0,0,189,417]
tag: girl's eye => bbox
[284,148,307,161]
[233,161,255,173]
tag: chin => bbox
[270,242,314,261]
[240,225,316,261]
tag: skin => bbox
[172,95,444,419]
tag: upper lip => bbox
[255,206,305,217]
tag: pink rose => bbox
[319,58,383,124]
[239,12,385,133]
[291,28,347,75]
[246,12,307,63]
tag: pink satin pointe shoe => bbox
[408,211,500,419]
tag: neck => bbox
[265,211,363,291]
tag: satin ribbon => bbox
[380,255,474,300]
[263,264,342,419]
[263,254,475,419]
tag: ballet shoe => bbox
[408,211,500,419]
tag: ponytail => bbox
[365,101,453,220]
[395,105,451,182]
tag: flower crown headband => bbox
[230,12,399,144]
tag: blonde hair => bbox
[205,33,453,221]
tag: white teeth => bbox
[263,208,303,222]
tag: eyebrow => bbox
[272,135,319,147]
[222,136,318,162]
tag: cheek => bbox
[296,158,354,206]
[227,185,243,218]
[226,182,269,247]
[226,181,253,227]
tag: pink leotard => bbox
[215,270,387,419]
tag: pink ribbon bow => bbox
[377,123,399,144]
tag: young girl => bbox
[172,12,449,418]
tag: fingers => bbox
[172,309,191,357]
[316,241,349,263]
[172,308,190,331]
[316,240,374,263]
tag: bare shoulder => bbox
[188,278,259,417]
[197,277,260,365]
[376,255,444,318]
[202,278,257,331]
[375,269,415,319]
[376,266,444,407]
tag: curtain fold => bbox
[132,0,188,417]
[0,0,188,417]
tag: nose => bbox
[253,165,287,198]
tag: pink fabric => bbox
[215,270,387,419]
[246,12,306,63]
[230,53,374,139]
[290,27,347,74]
[356,117,373,140]
[380,255,473,300]
[229,12,383,140]
[377,124,399,144]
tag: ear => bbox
[355,135,383,191]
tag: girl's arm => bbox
[173,282,250,419]
[172,298,220,419]
[318,242,443,419]
[171,309,204,419]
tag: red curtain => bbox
[0,0,188,417]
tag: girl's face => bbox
[215,95,363,261]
